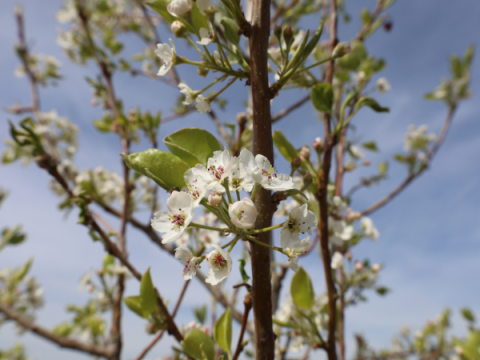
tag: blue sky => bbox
[0,0,479,359]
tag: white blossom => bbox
[350,145,365,159]
[106,263,132,279]
[183,167,211,206]
[175,231,190,247]
[197,0,213,14]
[155,39,176,76]
[178,82,194,105]
[229,198,257,229]
[208,192,223,207]
[167,0,192,17]
[280,204,317,246]
[328,217,354,246]
[360,217,379,241]
[151,191,195,243]
[197,27,213,45]
[175,248,199,280]
[331,251,344,269]
[205,245,232,285]
[376,77,391,93]
[239,149,294,191]
[195,95,211,113]
[194,213,221,249]
[283,236,310,272]
[404,125,436,154]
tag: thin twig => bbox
[135,280,191,360]
[360,106,456,216]
[232,293,253,360]
[0,302,111,358]
[271,94,310,123]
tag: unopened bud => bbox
[197,66,209,77]
[313,137,324,153]
[332,42,352,58]
[454,346,464,355]
[283,26,294,48]
[171,20,187,38]
[87,284,95,292]
[14,4,23,16]
[364,160,371,166]
[371,263,381,273]
[354,261,363,272]
[274,25,282,42]
[302,172,313,190]
[236,112,247,126]
[300,146,310,161]
[97,268,104,276]
[291,156,302,174]
[91,98,98,107]
[345,252,352,260]
[208,192,222,207]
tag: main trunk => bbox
[249,0,275,357]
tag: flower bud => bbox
[97,268,104,276]
[364,160,371,166]
[300,146,310,161]
[371,263,381,273]
[332,42,352,58]
[197,66,210,77]
[345,252,352,260]
[87,284,95,292]
[171,20,187,38]
[302,172,313,190]
[274,25,282,43]
[236,112,247,126]
[228,198,257,229]
[167,0,192,17]
[354,261,363,272]
[291,156,302,174]
[208,192,222,207]
[283,26,294,48]
[313,137,323,153]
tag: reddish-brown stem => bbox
[335,126,348,197]
[135,280,190,360]
[249,0,276,355]
[316,1,339,360]
[232,293,253,360]
[0,302,111,358]
[271,94,311,123]
[360,106,456,216]
[337,269,345,360]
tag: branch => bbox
[271,263,289,313]
[232,293,253,360]
[360,106,456,216]
[0,302,111,358]
[135,280,190,360]
[271,94,310,123]
[316,1,339,359]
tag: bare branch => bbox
[232,293,253,360]
[271,94,310,123]
[0,302,111,358]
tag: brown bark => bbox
[249,0,275,356]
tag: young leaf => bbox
[290,267,315,309]
[273,130,298,162]
[140,268,157,315]
[311,83,333,113]
[194,305,207,324]
[362,141,379,152]
[355,97,389,113]
[124,296,147,319]
[147,0,176,24]
[164,128,221,167]
[181,329,215,360]
[338,42,367,71]
[220,18,240,46]
[10,259,33,286]
[214,308,232,354]
[121,149,189,191]
[239,258,250,283]
[192,2,209,34]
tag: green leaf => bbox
[181,329,215,360]
[355,97,389,113]
[290,267,315,309]
[194,305,207,324]
[461,307,475,323]
[273,130,298,162]
[453,332,480,360]
[147,0,176,24]
[103,254,115,270]
[375,286,390,296]
[121,149,189,191]
[311,83,333,113]
[283,188,308,200]
[0,225,26,251]
[192,2,209,34]
[124,296,147,319]
[9,259,33,287]
[164,128,221,168]
[140,268,157,315]
[220,18,240,46]
[214,308,232,354]
[362,141,379,152]
[338,42,367,71]
[377,161,388,175]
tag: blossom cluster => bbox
[149,148,319,284]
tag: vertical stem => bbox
[316,1,339,360]
[337,269,345,360]
[249,0,275,356]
